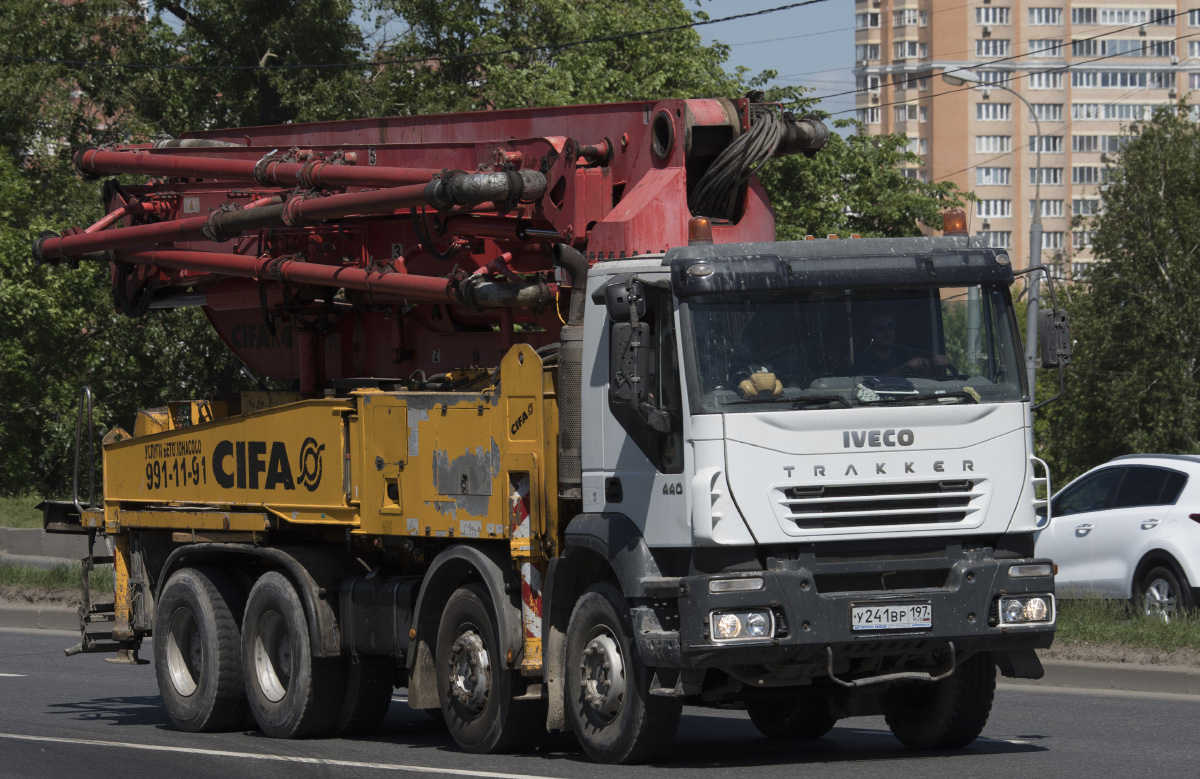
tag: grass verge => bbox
[1054,597,1200,653]
[0,496,44,529]
[0,561,113,593]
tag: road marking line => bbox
[0,733,564,779]
[0,674,26,678]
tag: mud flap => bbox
[994,649,1044,679]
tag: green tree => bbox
[1038,104,1200,483]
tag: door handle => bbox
[1141,519,1161,530]
[1075,524,1093,536]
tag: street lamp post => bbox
[942,71,1043,411]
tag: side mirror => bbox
[610,322,652,404]
[1039,309,1071,369]
[605,280,646,321]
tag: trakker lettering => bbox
[843,429,915,448]
[803,459,975,477]
[210,440,323,491]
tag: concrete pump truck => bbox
[35,96,1067,764]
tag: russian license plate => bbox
[851,602,932,631]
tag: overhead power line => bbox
[0,0,831,72]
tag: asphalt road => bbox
[1,627,1195,779]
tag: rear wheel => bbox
[154,566,248,732]
[746,695,837,740]
[436,584,541,753]
[565,582,681,764]
[882,652,995,750]
[242,571,345,738]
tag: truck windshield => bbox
[683,284,1024,413]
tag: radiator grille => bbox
[777,480,982,529]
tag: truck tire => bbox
[881,651,995,750]
[436,584,541,753]
[746,696,837,740]
[154,566,249,732]
[565,582,682,764]
[242,571,346,738]
[335,656,395,736]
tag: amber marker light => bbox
[942,208,968,235]
[688,216,713,245]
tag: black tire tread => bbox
[882,652,995,750]
[335,656,395,736]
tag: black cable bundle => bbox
[688,105,786,221]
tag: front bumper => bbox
[634,556,1056,669]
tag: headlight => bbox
[710,609,774,642]
[998,594,1055,626]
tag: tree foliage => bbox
[1037,105,1200,483]
[0,0,966,496]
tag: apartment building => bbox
[854,0,1195,275]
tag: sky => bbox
[695,0,857,121]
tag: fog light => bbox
[1003,599,1025,623]
[716,613,742,639]
[745,612,769,637]
[1024,597,1048,621]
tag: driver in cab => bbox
[851,307,948,377]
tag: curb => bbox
[0,604,80,632]
[1003,659,1200,696]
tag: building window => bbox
[1042,232,1065,250]
[977,102,1011,121]
[977,199,1012,218]
[856,44,881,61]
[893,9,927,27]
[1191,10,1200,27]
[1072,70,1175,89]
[857,107,881,124]
[1191,41,1200,58]
[1072,166,1107,185]
[1032,103,1064,122]
[857,75,882,92]
[894,40,928,59]
[1073,198,1102,216]
[976,70,1013,85]
[856,12,880,28]
[976,39,1011,57]
[1075,39,1176,58]
[1028,8,1063,26]
[1191,73,1200,90]
[1030,199,1065,218]
[1072,261,1093,279]
[1028,71,1063,90]
[1030,167,1063,185]
[1073,103,1160,121]
[894,104,928,123]
[902,168,929,181]
[976,7,1011,25]
[977,167,1011,186]
[976,135,1012,153]
[1029,40,1062,58]
[976,231,1012,248]
[905,137,928,155]
[1073,135,1125,153]
[1073,231,1095,249]
[1030,135,1063,154]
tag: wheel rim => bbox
[1144,577,1177,623]
[253,610,292,703]
[165,607,201,697]
[447,629,490,714]
[578,628,626,721]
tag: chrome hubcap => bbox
[579,631,626,719]
[254,611,292,703]
[448,631,490,713]
[1144,578,1177,623]
[166,607,201,697]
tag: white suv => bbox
[1035,454,1199,620]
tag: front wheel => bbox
[746,695,837,740]
[565,582,681,764]
[1137,565,1192,623]
[882,652,995,750]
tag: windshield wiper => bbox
[728,394,852,408]
[876,390,979,405]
